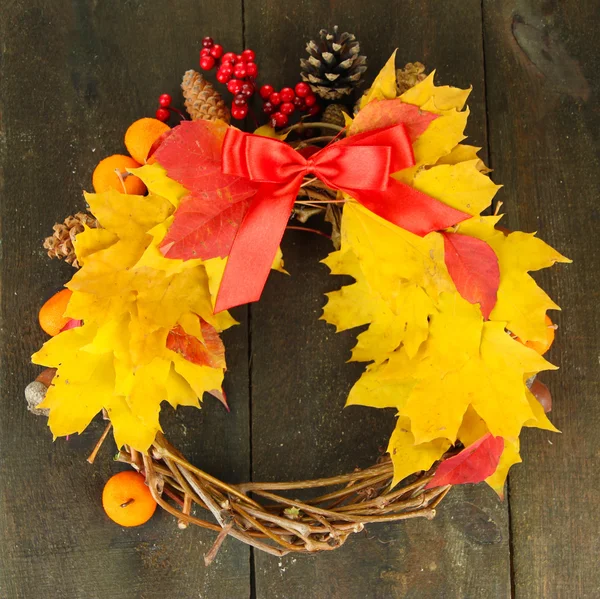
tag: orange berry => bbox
[92,154,147,195]
[38,289,73,336]
[514,315,556,355]
[102,471,157,527]
[124,117,170,164]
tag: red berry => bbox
[236,54,244,62]
[202,37,214,48]
[233,64,247,79]
[158,93,172,108]
[210,44,223,59]
[200,56,215,70]
[245,62,258,78]
[155,107,170,122]
[263,101,275,115]
[293,96,306,110]
[241,82,254,97]
[227,79,243,94]
[200,48,211,57]
[216,70,231,83]
[308,104,320,116]
[304,93,317,107]
[222,52,237,64]
[280,101,295,115]
[295,82,311,97]
[269,92,281,106]
[280,87,295,102]
[271,112,288,128]
[233,94,247,106]
[259,84,274,99]
[241,49,256,62]
[231,104,248,120]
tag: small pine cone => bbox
[300,26,367,100]
[322,104,348,128]
[396,62,427,95]
[43,212,98,268]
[181,70,230,123]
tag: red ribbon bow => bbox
[215,124,470,312]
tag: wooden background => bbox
[0,1,598,597]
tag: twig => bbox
[290,136,335,149]
[281,121,344,135]
[178,494,192,529]
[113,435,451,558]
[286,226,331,240]
[204,522,234,566]
[86,422,112,464]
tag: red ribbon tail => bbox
[214,181,299,313]
[352,179,470,236]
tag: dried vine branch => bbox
[114,432,451,561]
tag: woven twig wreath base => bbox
[114,432,451,562]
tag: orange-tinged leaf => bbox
[166,318,225,369]
[349,99,437,139]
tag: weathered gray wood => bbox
[0,2,250,598]
[483,1,600,597]
[246,2,511,597]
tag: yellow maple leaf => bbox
[33,188,233,452]
[326,68,568,489]
[400,71,472,112]
[322,203,448,364]
[411,160,501,217]
[411,102,469,167]
[130,163,188,208]
[456,216,571,342]
[348,293,556,446]
[387,416,450,488]
[358,50,398,109]
[435,144,491,173]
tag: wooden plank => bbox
[483,1,599,597]
[0,2,250,598]
[246,2,512,597]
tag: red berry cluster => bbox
[155,93,173,122]
[259,82,319,128]
[200,36,258,120]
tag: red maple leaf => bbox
[443,232,500,319]
[425,433,504,489]
[155,120,258,260]
[166,317,226,369]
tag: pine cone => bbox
[43,212,98,268]
[396,62,427,95]
[181,70,230,123]
[300,27,367,100]
[322,104,348,128]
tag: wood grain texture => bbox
[0,2,250,598]
[483,1,600,598]
[245,2,511,597]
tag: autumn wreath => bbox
[28,31,569,561]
